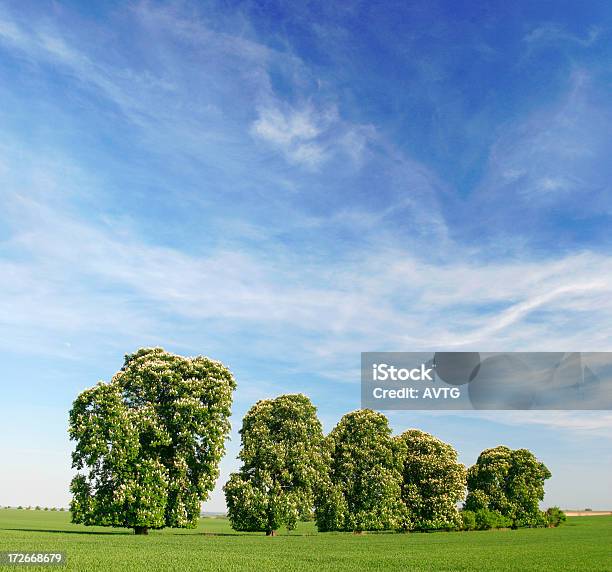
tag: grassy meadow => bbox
[0,508,610,571]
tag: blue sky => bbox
[1,0,611,511]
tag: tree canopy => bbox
[395,429,466,531]
[464,445,551,527]
[69,347,236,534]
[315,409,406,532]
[224,394,328,535]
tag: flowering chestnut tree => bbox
[69,348,236,534]
[315,409,406,532]
[224,394,328,535]
[395,430,466,531]
[464,446,551,527]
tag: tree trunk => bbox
[265,530,277,536]
[134,526,149,535]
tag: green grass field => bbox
[0,509,610,571]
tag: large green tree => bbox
[464,446,551,527]
[224,394,328,535]
[315,409,406,532]
[69,348,236,534]
[395,430,466,531]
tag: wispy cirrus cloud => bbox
[524,23,602,48]
[1,3,610,367]
[388,410,612,438]
[3,163,612,369]
[0,11,176,127]
[466,69,612,249]
[484,411,612,435]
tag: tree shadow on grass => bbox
[190,532,317,537]
[197,532,257,537]
[1,527,132,535]
[2,526,321,537]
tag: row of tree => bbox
[9,506,66,511]
[68,348,555,535]
[224,395,553,535]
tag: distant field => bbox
[0,509,610,571]
[565,511,612,517]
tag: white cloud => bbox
[468,411,612,436]
[387,410,612,438]
[524,23,601,48]
[251,104,327,168]
[251,103,372,169]
[252,106,324,146]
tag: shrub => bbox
[461,510,476,531]
[474,509,512,530]
[545,507,566,527]
[465,446,551,528]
